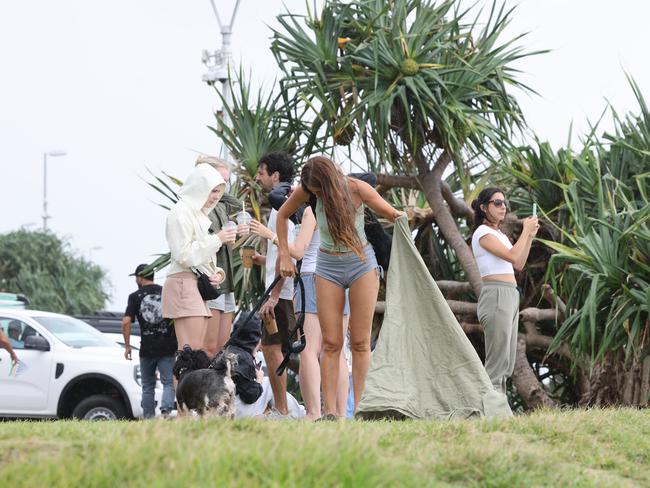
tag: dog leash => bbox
[276,274,306,376]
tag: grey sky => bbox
[0,0,648,310]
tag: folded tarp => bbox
[356,216,512,420]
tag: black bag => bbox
[191,268,221,301]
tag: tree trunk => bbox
[418,152,483,297]
[578,351,650,407]
[512,333,558,409]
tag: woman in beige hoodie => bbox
[161,164,236,350]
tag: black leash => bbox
[276,274,306,376]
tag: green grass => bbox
[2,409,649,487]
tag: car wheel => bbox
[72,394,126,420]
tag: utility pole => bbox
[42,150,67,231]
[201,0,241,161]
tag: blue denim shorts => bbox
[206,292,236,313]
[315,244,381,290]
[295,273,350,315]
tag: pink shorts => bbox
[161,272,211,319]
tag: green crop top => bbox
[315,198,367,253]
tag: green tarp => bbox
[356,216,512,420]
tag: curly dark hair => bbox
[259,152,294,183]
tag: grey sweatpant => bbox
[477,281,520,393]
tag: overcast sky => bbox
[1,0,648,311]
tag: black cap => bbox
[130,263,154,280]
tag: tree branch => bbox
[375,299,477,316]
[420,151,483,297]
[375,174,421,191]
[541,284,567,319]
[512,333,558,409]
[441,182,474,222]
[520,307,561,323]
[436,280,473,296]
[524,331,572,361]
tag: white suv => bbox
[0,309,155,420]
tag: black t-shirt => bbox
[124,284,177,358]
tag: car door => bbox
[0,317,53,413]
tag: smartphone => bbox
[532,203,537,218]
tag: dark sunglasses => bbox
[488,199,508,208]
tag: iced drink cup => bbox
[223,221,237,244]
[236,210,252,236]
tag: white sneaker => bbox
[266,407,288,420]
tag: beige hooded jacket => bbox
[165,164,226,278]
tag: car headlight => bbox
[134,364,142,386]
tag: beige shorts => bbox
[161,272,211,319]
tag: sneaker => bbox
[266,407,288,420]
[315,413,338,422]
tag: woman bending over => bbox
[276,156,403,418]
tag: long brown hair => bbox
[301,156,365,258]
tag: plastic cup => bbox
[223,221,237,244]
[236,210,252,236]
[241,245,255,268]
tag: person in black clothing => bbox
[223,313,264,409]
[224,313,305,418]
[123,264,178,419]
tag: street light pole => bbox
[202,0,241,161]
[42,150,67,231]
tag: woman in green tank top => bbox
[276,156,404,419]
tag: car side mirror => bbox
[24,335,50,351]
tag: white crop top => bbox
[471,225,514,277]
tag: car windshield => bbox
[33,315,118,348]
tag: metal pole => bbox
[219,23,232,161]
[206,0,241,162]
[42,152,48,231]
[41,150,66,231]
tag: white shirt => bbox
[166,165,225,277]
[265,209,295,300]
[471,224,514,277]
[297,226,320,274]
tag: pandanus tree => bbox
[270,0,540,296]
[499,77,650,406]
[198,0,648,406]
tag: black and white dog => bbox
[173,346,238,418]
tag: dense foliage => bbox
[0,229,109,315]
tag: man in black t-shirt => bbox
[122,264,177,419]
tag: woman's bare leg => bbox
[298,313,323,420]
[335,315,350,417]
[203,310,233,356]
[174,316,209,350]
[217,312,233,349]
[348,270,380,412]
[315,276,346,416]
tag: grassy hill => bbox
[2,408,649,487]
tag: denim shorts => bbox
[295,273,350,315]
[207,292,236,313]
[315,244,381,289]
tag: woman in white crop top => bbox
[470,188,539,394]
